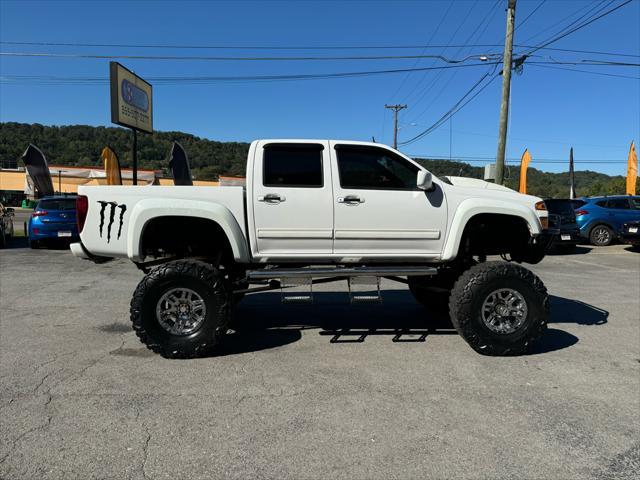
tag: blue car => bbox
[28,196,79,248]
[574,195,640,246]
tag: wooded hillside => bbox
[0,122,627,198]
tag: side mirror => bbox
[417,170,433,191]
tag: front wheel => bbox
[449,261,549,356]
[130,260,231,358]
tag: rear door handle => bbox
[258,193,286,203]
[338,195,365,205]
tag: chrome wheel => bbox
[481,288,528,334]
[592,226,611,246]
[156,288,207,336]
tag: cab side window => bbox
[263,144,323,188]
[336,145,418,190]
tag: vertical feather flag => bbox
[102,146,122,185]
[626,141,637,195]
[569,147,576,199]
[518,149,531,194]
[168,142,193,186]
[21,144,54,198]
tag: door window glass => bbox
[336,146,419,190]
[263,144,323,187]
[607,198,630,209]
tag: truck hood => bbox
[443,176,514,192]
[441,176,544,211]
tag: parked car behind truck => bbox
[71,140,555,358]
[28,196,79,248]
[544,198,580,251]
[574,195,640,246]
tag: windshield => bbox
[545,199,575,215]
[37,199,77,211]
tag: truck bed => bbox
[77,185,246,260]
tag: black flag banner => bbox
[21,144,54,198]
[569,147,576,199]
[168,141,193,186]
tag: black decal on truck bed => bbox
[97,201,127,243]
[98,201,108,237]
[117,205,127,240]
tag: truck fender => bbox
[441,198,543,261]
[127,198,250,262]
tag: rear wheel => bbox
[130,260,231,358]
[449,261,549,356]
[590,225,613,246]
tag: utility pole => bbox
[385,104,407,149]
[495,0,516,185]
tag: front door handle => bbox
[258,193,286,204]
[338,195,365,205]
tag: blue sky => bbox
[0,0,638,175]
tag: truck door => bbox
[252,141,333,256]
[330,142,446,256]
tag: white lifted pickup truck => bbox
[72,140,554,358]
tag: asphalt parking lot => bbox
[1,242,639,480]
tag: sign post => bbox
[109,62,153,185]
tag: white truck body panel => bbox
[74,139,547,265]
[76,185,247,261]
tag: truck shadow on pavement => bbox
[218,291,608,357]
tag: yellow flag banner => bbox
[102,146,122,185]
[626,141,637,195]
[518,149,531,194]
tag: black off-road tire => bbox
[130,260,231,359]
[449,261,549,356]
[589,224,613,247]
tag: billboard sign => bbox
[110,62,153,133]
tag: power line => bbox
[398,69,500,146]
[0,61,503,85]
[515,0,547,30]
[397,0,483,105]
[388,1,454,102]
[0,51,501,62]
[404,0,501,122]
[519,0,605,45]
[2,40,635,57]
[529,63,640,80]
[523,0,635,56]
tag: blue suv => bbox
[574,196,640,246]
[27,196,79,248]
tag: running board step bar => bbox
[247,266,437,281]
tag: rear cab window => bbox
[544,200,574,215]
[262,144,323,188]
[37,199,76,211]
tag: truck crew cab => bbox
[72,140,553,358]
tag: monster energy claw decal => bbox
[97,201,127,243]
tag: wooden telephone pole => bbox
[495,0,517,185]
[385,104,407,149]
